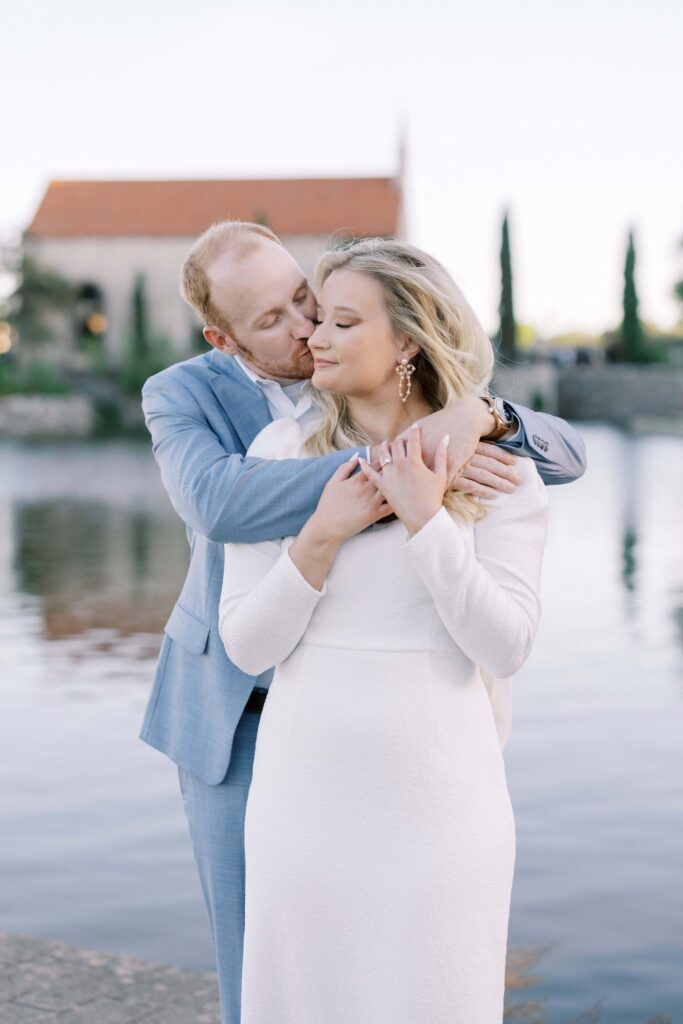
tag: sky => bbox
[2,0,682,336]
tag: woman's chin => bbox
[311,368,339,392]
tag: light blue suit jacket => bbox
[139,348,586,785]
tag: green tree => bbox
[122,273,173,393]
[2,247,75,344]
[619,228,647,362]
[674,230,683,316]
[130,273,150,368]
[497,211,517,364]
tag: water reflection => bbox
[12,499,186,640]
[622,527,637,592]
[1,432,682,1021]
[503,943,676,1022]
[673,597,683,656]
[618,431,641,604]
[131,510,152,585]
[504,944,552,1022]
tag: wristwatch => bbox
[480,395,514,441]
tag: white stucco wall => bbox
[26,236,198,365]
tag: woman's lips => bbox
[313,359,337,367]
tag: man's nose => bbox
[292,307,316,340]
[306,321,330,352]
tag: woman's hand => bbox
[358,424,449,537]
[289,455,392,591]
[394,395,490,489]
[310,453,394,545]
[393,396,521,497]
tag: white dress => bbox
[219,416,549,1024]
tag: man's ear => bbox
[203,325,238,355]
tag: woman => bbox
[218,238,549,1023]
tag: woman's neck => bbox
[345,388,434,444]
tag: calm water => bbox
[1,429,682,1023]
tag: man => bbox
[140,220,586,1024]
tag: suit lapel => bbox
[207,350,273,452]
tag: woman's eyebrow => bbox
[333,306,361,315]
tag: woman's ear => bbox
[395,334,420,362]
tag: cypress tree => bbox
[620,229,646,362]
[123,272,164,394]
[498,211,517,363]
[674,230,683,312]
[130,273,149,367]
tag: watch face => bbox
[494,397,512,425]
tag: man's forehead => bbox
[208,244,307,323]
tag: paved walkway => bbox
[0,932,219,1023]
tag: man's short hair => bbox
[180,220,282,335]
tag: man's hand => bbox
[451,441,521,499]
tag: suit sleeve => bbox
[497,401,587,485]
[218,539,326,676]
[142,375,365,544]
[402,457,549,678]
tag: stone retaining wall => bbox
[492,363,559,414]
[558,366,683,424]
[1,366,681,438]
[0,396,96,438]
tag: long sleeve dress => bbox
[218,415,549,1024]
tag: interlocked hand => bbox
[359,424,449,537]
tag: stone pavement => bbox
[0,932,220,1023]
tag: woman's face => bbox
[308,269,411,398]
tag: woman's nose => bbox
[307,324,329,351]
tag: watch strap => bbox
[480,395,510,442]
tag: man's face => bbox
[204,239,317,382]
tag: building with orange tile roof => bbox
[24,176,404,365]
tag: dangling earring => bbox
[396,357,415,403]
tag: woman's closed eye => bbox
[313,319,353,329]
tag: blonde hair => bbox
[304,237,496,523]
[180,220,282,335]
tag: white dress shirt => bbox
[233,353,322,432]
[234,352,373,465]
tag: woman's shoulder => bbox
[510,452,546,491]
[476,453,548,520]
[246,417,308,460]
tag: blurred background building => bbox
[24,174,405,367]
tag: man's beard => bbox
[234,340,314,382]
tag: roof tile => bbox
[27,178,402,239]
